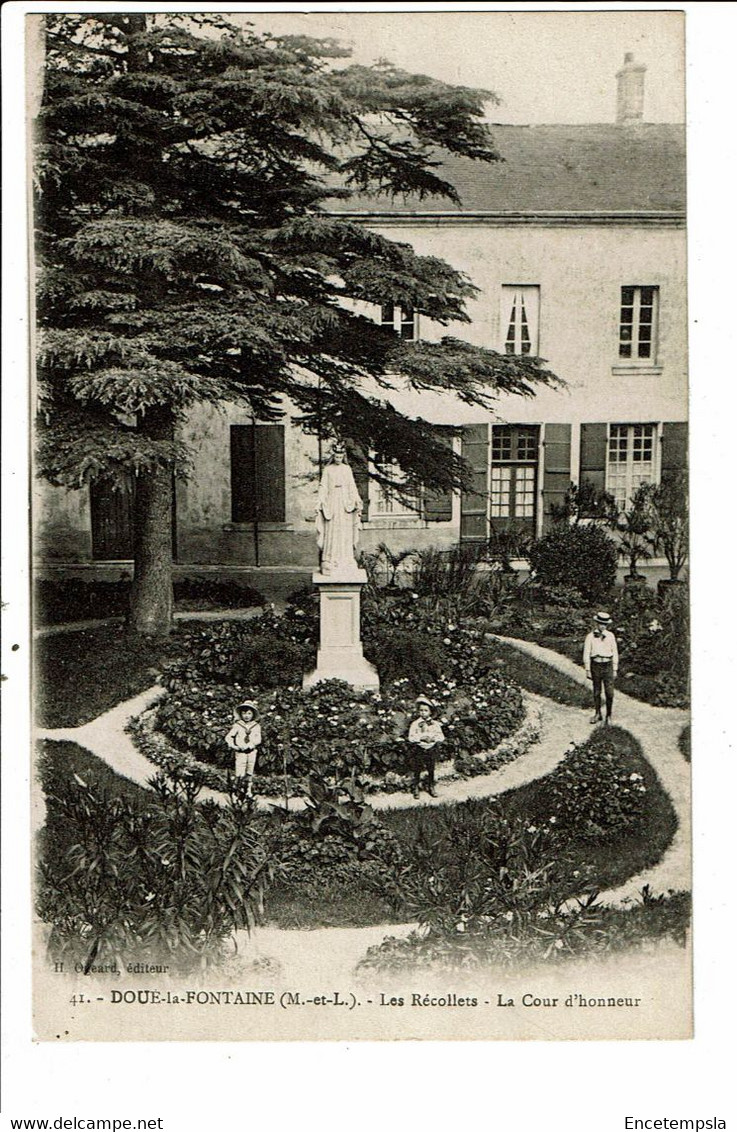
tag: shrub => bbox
[645,472,689,582]
[364,628,447,692]
[34,577,265,626]
[411,544,483,599]
[540,727,650,838]
[37,768,272,973]
[395,802,578,936]
[35,578,131,625]
[166,618,312,689]
[529,524,617,602]
[173,577,264,610]
[407,544,511,622]
[358,890,691,972]
[611,583,689,705]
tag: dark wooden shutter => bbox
[579,423,608,494]
[90,478,134,560]
[541,423,572,533]
[231,425,256,522]
[460,424,489,541]
[346,442,370,522]
[423,434,454,522]
[660,422,688,482]
[230,425,285,523]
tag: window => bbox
[369,453,420,518]
[501,286,540,355]
[606,424,657,509]
[619,286,659,361]
[381,303,417,341]
[230,424,285,523]
[490,425,539,520]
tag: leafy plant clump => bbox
[267,777,405,907]
[37,766,272,974]
[537,728,650,838]
[528,524,618,603]
[358,889,691,973]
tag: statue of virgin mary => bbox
[315,441,363,575]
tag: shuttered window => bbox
[490,425,539,523]
[461,424,540,540]
[606,423,656,509]
[230,425,286,523]
[369,455,420,517]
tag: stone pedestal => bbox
[302,569,379,690]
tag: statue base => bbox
[302,569,379,691]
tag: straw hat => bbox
[593,611,612,625]
[415,696,435,711]
[236,701,260,719]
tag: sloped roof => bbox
[328,123,686,216]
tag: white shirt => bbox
[583,630,619,677]
[408,717,445,749]
[225,719,262,751]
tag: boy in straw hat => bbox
[583,612,619,725]
[407,696,445,799]
[225,701,262,797]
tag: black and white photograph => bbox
[16,5,698,1046]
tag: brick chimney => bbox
[616,52,646,124]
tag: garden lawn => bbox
[35,623,186,729]
[37,739,151,807]
[484,638,590,708]
[263,879,399,930]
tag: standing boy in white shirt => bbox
[583,611,619,725]
[407,695,445,799]
[225,701,262,797]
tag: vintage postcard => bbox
[26,7,691,1042]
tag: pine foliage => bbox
[36,13,559,494]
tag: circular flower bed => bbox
[131,597,529,796]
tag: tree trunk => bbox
[129,407,174,636]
